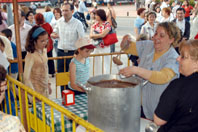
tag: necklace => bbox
[36,50,47,70]
[36,50,43,54]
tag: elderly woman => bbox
[0,64,26,131]
[119,22,181,120]
[154,40,198,131]
[90,9,111,75]
[140,11,157,40]
[160,7,173,22]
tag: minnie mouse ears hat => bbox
[75,37,96,49]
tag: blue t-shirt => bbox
[43,12,54,23]
[134,17,145,34]
[10,41,18,73]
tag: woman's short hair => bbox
[147,11,157,19]
[157,22,181,47]
[96,9,107,21]
[35,13,44,25]
[25,10,34,20]
[162,7,171,16]
[137,8,146,16]
[136,34,148,41]
[45,6,51,12]
[1,29,12,38]
[0,64,6,83]
[179,40,198,61]
[53,8,62,16]
[25,25,47,53]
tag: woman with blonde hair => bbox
[154,40,198,131]
[119,22,181,120]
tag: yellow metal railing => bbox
[4,52,132,132]
[3,75,103,132]
[8,52,131,76]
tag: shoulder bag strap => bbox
[104,22,113,33]
[109,8,113,19]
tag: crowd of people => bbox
[134,0,198,42]
[0,0,198,131]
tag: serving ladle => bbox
[113,34,133,78]
[113,34,132,66]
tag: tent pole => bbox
[12,0,28,131]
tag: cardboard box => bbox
[62,90,75,106]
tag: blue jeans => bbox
[185,16,190,22]
[110,44,115,53]
[57,49,75,93]
[1,90,16,116]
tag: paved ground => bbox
[37,4,137,18]
[88,4,137,17]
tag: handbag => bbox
[109,9,117,29]
[93,22,118,47]
[102,28,118,46]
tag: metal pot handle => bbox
[76,82,92,93]
[145,122,159,132]
[142,80,148,86]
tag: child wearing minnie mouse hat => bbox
[69,37,96,95]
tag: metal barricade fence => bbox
[47,52,131,76]
[8,52,131,76]
[3,52,131,132]
[3,75,103,132]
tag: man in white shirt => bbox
[51,3,84,87]
[8,10,32,62]
[173,7,190,41]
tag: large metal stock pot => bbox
[79,74,145,132]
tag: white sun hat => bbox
[75,37,96,49]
